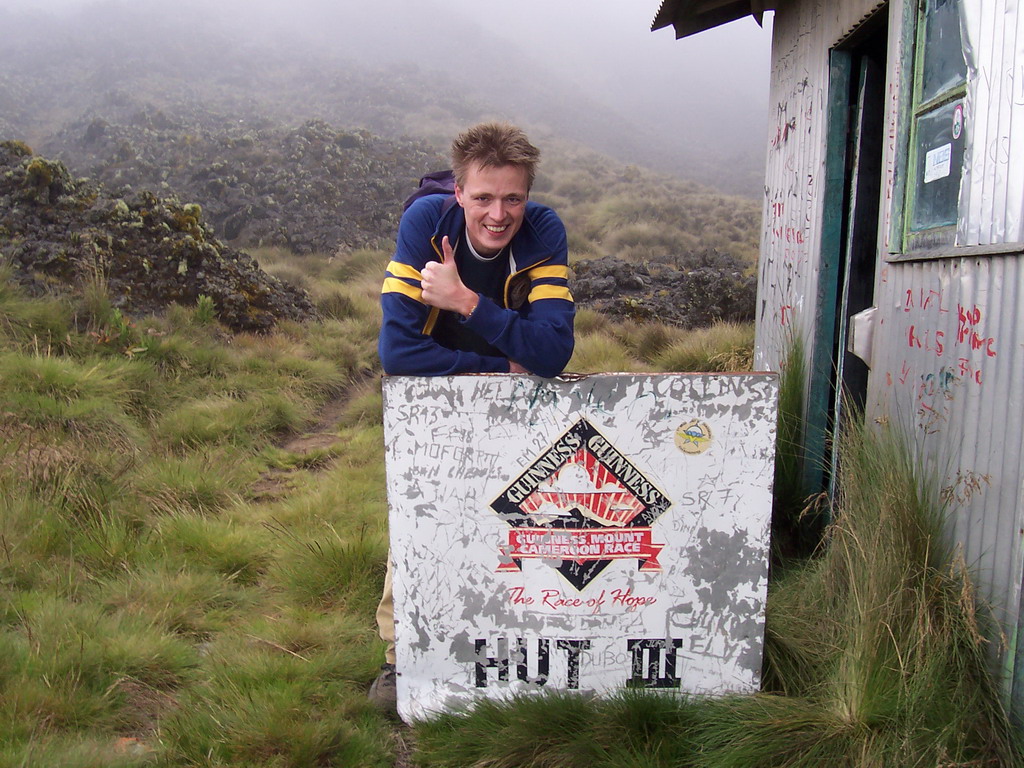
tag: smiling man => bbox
[371,123,575,713]
[377,122,575,378]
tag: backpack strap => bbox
[402,169,457,212]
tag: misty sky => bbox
[2,0,773,159]
[438,0,773,148]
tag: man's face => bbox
[454,162,529,256]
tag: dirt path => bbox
[250,373,376,500]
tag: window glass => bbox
[920,0,967,104]
[910,99,965,231]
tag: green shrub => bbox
[194,293,216,325]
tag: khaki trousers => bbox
[375,555,396,665]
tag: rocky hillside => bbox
[0,1,762,332]
[0,141,313,332]
[0,1,763,196]
[44,110,445,255]
[572,251,755,328]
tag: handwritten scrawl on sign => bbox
[382,373,778,723]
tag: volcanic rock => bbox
[0,140,314,332]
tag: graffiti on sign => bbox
[382,373,777,722]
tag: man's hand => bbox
[509,361,531,374]
[421,236,479,317]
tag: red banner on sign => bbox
[497,527,663,572]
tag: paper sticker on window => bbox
[924,143,952,184]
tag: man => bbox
[371,122,575,711]
[377,121,574,377]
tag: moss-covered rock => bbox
[0,148,314,332]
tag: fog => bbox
[436,0,772,156]
[0,0,772,192]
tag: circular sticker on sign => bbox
[675,420,713,454]
[952,103,964,140]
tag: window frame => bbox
[887,0,972,261]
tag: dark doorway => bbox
[805,9,888,498]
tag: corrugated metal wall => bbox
[757,0,1024,696]
[869,257,1024,657]
[959,0,1024,244]
[754,0,886,371]
[866,0,1024,692]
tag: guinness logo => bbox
[491,419,672,590]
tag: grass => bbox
[0,247,1017,767]
[568,316,754,374]
[0,249,395,766]
[770,333,814,563]
[651,320,755,372]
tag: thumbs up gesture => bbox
[421,236,479,317]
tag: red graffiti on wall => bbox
[903,288,950,314]
[907,325,945,357]
[956,305,997,357]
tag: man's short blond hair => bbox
[451,122,540,190]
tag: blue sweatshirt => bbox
[378,194,575,378]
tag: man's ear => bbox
[454,184,465,208]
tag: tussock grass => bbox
[652,320,755,372]
[269,521,385,612]
[4,596,196,697]
[133,451,247,516]
[605,321,680,365]
[771,334,814,563]
[307,319,378,372]
[568,317,755,375]
[261,261,311,290]
[572,307,611,336]
[100,563,255,637]
[757,419,1018,765]
[416,689,704,767]
[0,249,397,765]
[162,673,392,768]
[337,377,384,428]
[542,153,760,267]
[0,265,73,352]
[0,350,153,424]
[155,513,271,583]
[324,248,390,283]
[156,392,314,449]
[568,333,647,374]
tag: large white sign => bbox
[382,373,777,723]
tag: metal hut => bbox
[653,0,1024,715]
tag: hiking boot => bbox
[368,663,397,715]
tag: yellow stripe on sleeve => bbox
[386,261,423,281]
[528,285,574,302]
[422,307,440,336]
[528,265,570,281]
[381,277,424,303]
